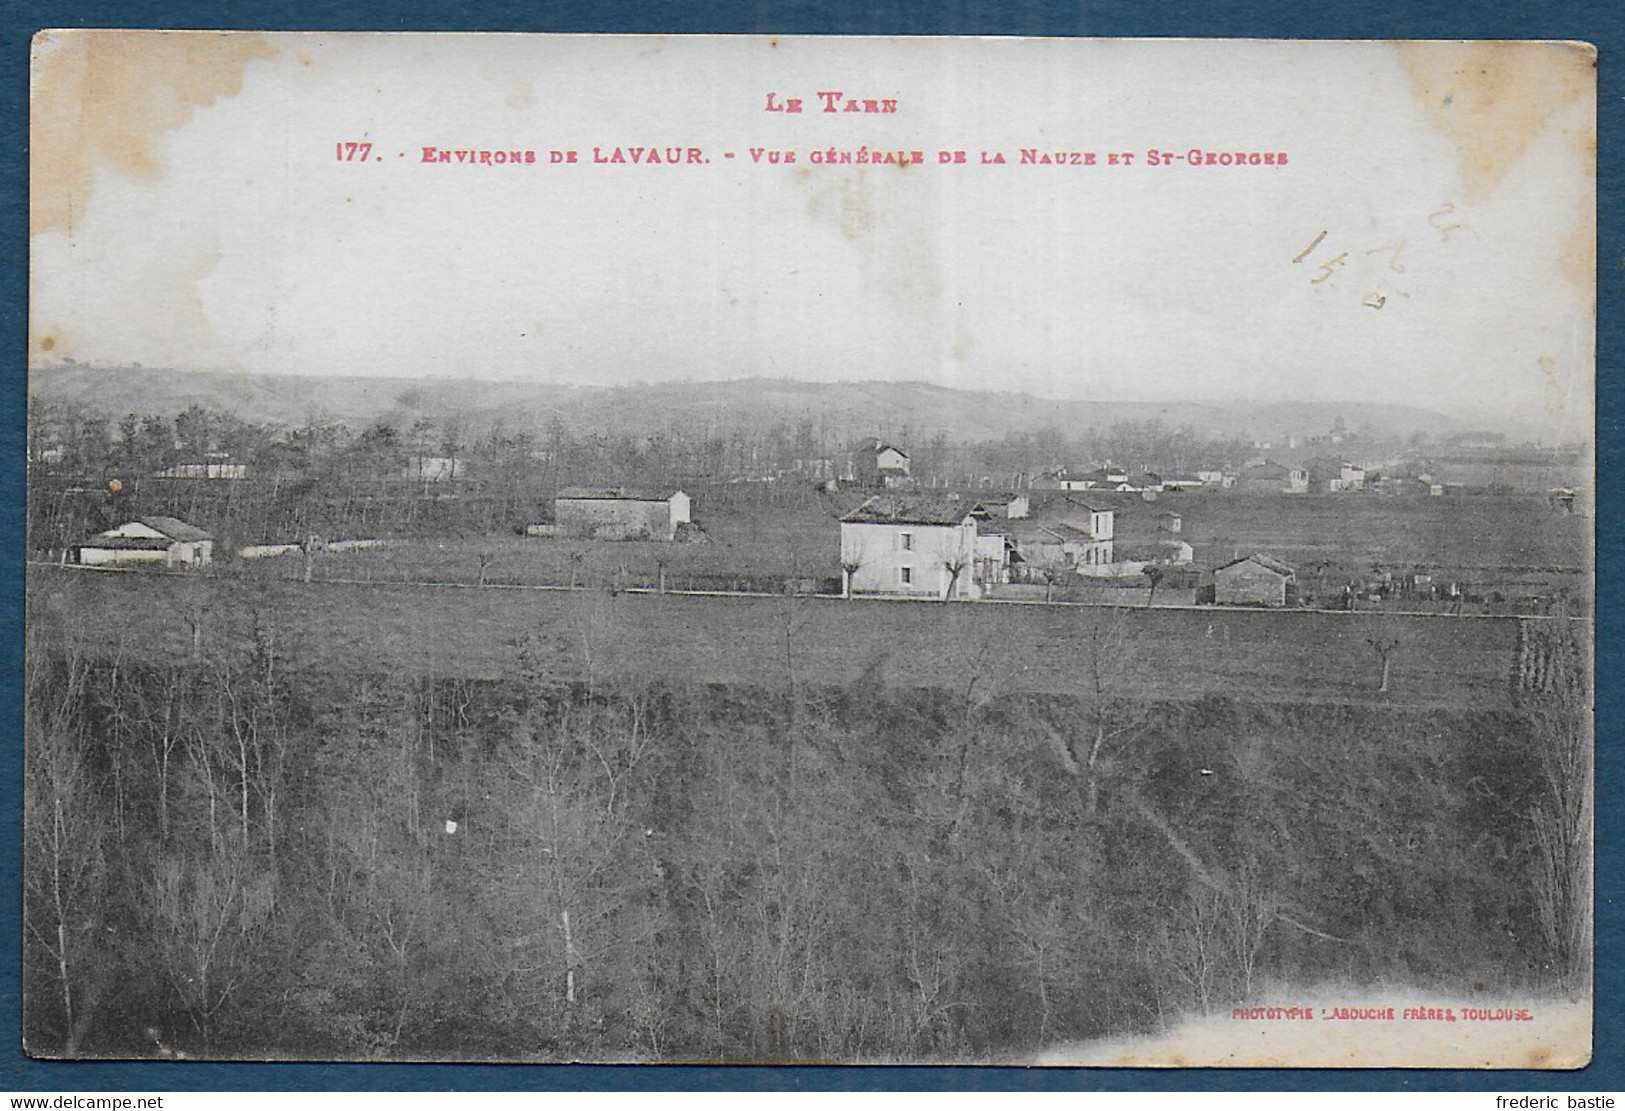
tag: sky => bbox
[28,33,1597,439]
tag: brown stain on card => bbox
[1559,200,1597,302]
[30,30,280,236]
[1394,41,1594,205]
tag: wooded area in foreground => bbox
[23,604,1591,1061]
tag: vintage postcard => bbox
[25,33,1594,1066]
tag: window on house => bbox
[900,532,913,551]
[900,567,912,585]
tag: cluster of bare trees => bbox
[24,595,1589,1060]
[29,399,1282,562]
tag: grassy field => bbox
[31,566,1526,708]
[1150,492,1589,575]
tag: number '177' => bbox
[336,142,373,161]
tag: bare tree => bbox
[1522,614,1592,993]
[1365,631,1402,693]
[939,553,971,601]
[838,537,869,600]
[1143,564,1165,608]
[299,534,325,584]
[930,530,974,602]
[23,650,107,1054]
[1046,598,1148,814]
[143,851,276,1051]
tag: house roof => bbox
[1216,553,1296,578]
[137,516,212,542]
[856,438,909,459]
[840,495,971,526]
[556,487,684,502]
[1069,468,1112,484]
[1010,525,1070,545]
[1060,496,1113,513]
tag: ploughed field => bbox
[30,567,1523,708]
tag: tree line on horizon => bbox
[27,399,1277,552]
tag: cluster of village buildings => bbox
[66,436,1300,606]
[80,424,1573,610]
[827,442,1299,604]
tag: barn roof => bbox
[1216,553,1296,578]
[82,535,173,551]
[556,487,684,502]
[840,495,971,526]
[1241,462,1291,480]
[137,516,212,541]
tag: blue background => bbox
[2,0,1619,1094]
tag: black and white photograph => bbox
[24,32,1595,1066]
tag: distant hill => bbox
[27,364,1475,443]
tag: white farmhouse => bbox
[839,495,981,600]
[76,517,213,568]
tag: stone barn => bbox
[1213,553,1296,606]
[554,488,691,541]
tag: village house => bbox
[839,495,981,599]
[76,516,214,568]
[973,520,1013,588]
[554,488,692,541]
[1235,460,1308,495]
[1112,538,1195,571]
[1055,497,1115,569]
[1213,553,1297,606]
[1030,469,1078,492]
[1305,457,1367,493]
[1008,524,1075,582]
[1032,463,1133,492]
[1158,537,1196,565]
[848,440,912,488]
[969,493,1031,520]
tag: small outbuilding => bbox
[1213,553,1296,606]
[77,517,214,568]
